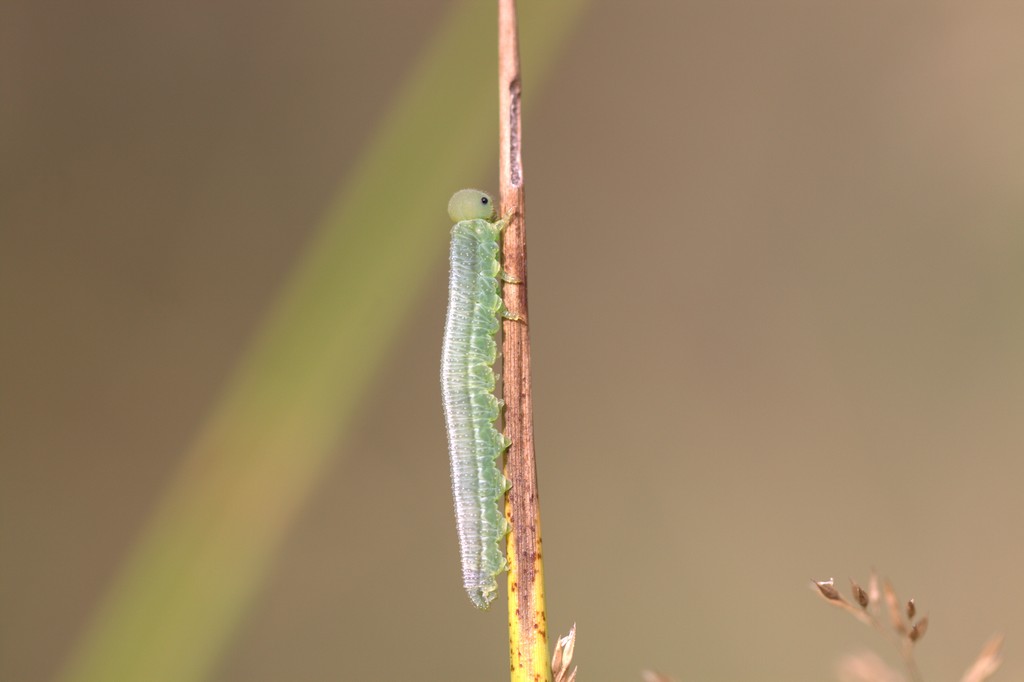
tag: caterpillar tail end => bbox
[468,585,497,610]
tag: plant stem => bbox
[498,1,551,681]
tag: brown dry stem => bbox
[499,1,551,681]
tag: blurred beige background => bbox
[3,1,1024,681]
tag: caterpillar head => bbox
[448,189,497,223]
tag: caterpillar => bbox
[440,188,512,610]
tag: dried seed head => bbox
[850,579,870,608]
[909,617,929,642]
[551,624,577,682]
[814,576,874,624]
[815,578,842,601]
[907,598,916,620]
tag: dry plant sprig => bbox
[813,571,929,682]
[814,571,1005,682]
[960,634,1004,682]
[551,624,577,682]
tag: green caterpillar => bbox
[440,188,512,609]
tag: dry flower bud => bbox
[909,617,929,642]
[961,634,1004,682]
[552,624,577,682]
[814,576,876,626]
[850,579,869,608]
[882,579,907,634]
[907,599,916,620]
[868,570,880,607]
[815,579,842,601]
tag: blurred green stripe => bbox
[58,1,589,681]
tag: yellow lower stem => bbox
[507,502,550,682]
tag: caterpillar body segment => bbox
[441,189,512,610]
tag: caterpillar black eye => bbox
[441,189,509,610]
